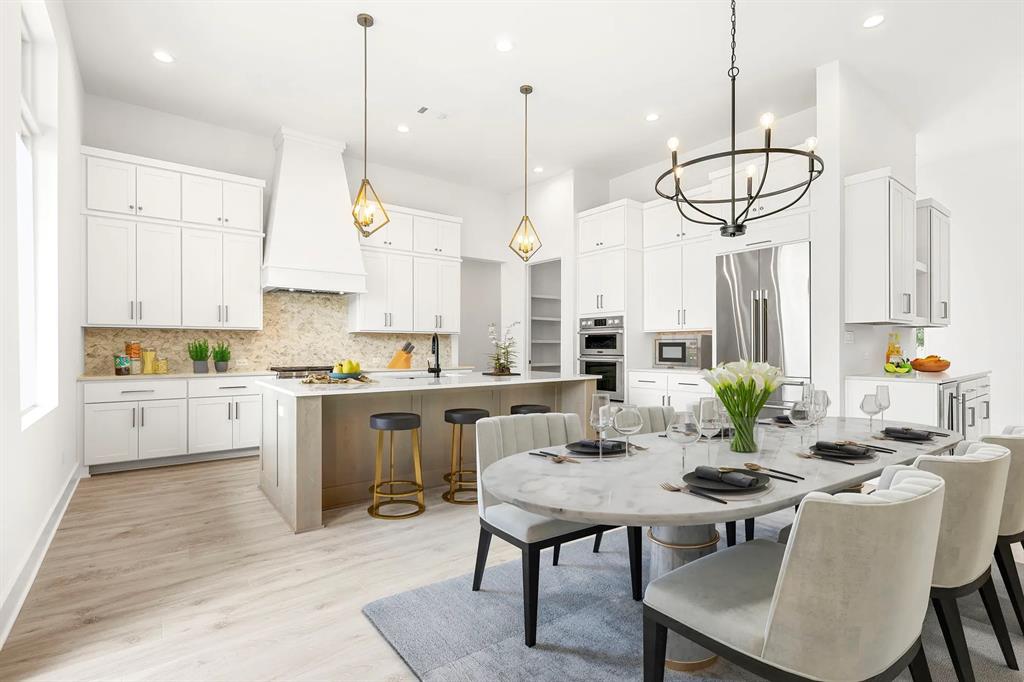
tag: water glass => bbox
[875,386,891,428]
[812,389,831,441]
[860,394,882,433]
[666,411,700,477]
[612,404,643,456]
[590,393,612,461]
[789,400,815,449]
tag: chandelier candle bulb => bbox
[759,112,775,128]
[667,137,680,152]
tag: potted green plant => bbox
[212,342,231,373]
[486,321,520,375]
[187,339,211,374]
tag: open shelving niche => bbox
[528,260,562,372]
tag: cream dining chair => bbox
[984,431,1024,636]
[472,413,642,647]
[643,466,946,682]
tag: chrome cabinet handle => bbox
[747,239,772,247]
[217,305,222,322]
[141,407,145,427]
[131,407,136,428]
[225,305,229,323]
[128,204,135,210]
[138,301,142,320]
[217,216,222,221]
[235,401,240,419]
[941,301,949,319]
[983,400,990,420]
[137,205,143,212]
[120,389,155,394]
[638,379,656,384]
[677,309,680,325]
[968,406,976,428]
[130,300,134,320]
[903,293,912,314]
[219,385,248,390]
[676,382,699,387]
[228,402,233,420]
[224,218,229,223]
[683,308,687,326]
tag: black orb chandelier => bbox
[655,0,824,238]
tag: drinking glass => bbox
[789,400,815,449]
[612,404,643,456]
[812,389,831,442]
[666,411,701,477]
[875,386,891,429]
[590,393,612,461]
[860,394,882,433]
[697,396,721,454]
[716,397,730,442]
[800,382,815,404]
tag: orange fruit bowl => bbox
[910,357,951,373]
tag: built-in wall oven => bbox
[578,316,624,401]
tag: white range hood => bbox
[262,128,367,293]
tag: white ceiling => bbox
[65,1,1021,192]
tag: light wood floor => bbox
[0,457,521,681]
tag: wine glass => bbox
[590,393,612,461]
[811,389,831,442]
[875,386,891,429]
[800,382,815,404]
[789,399,815,449]
[716,397,730,442]
[667,411,700,477]
[612,404,643,456]
[697,397,720,454]
[860,394,882,433]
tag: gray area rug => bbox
[363,509,1024,680]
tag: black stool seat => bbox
[370,412,421,431]
[511,404,551,415]
[445,408,490,425]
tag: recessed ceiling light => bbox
[152,50,175,63]
[645,113,660,122]
[495,38,514,52]
[533,166,544,174]
[396,124,410,133]
[862,14,884,28]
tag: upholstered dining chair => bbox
[879,441,1018,681]
[472,413,642,647]
[983,431,1024,636]
[643,467,946,682]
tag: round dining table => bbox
[482,416,961,671]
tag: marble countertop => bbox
[79,370,276,382]
[256,371,600,397]
[845,370,991,384]
[483,417,960,526]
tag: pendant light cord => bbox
[523,89,528,217]
[363,21,368,180]
[729,0,738,223]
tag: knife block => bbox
[387,351,412,369]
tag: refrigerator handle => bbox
[750,290,760,362]
[760,289,769,363]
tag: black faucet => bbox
[427,332,442,377]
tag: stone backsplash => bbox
[83,291,453,375]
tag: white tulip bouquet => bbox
[703,361,783,452]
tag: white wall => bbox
[1,0,84,646]
[459,259,501,370]
[916,66,1024,430]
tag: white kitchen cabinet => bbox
[413,258,460,333]
[138,398,188,460]
[680,238,715,329]
[182,228,224,327]
[360,209,414,251]
[713,211,809,255]
[135,166,181,221]
[668,375,714,412]
[629,387,668,407]
[232,394,263,449]
[920,200,951,326]
[845,170,924,324]
[84,402,140,465]
[222,181,262,231]
[350,251,415,332]
[710,154,811,223]
[188,397,235,454]
[578,250,625,315]
[642,186,717,249]
[86,216,136,325]
[181,174,223,226]
[222,234,263,328]
[643,245,683,331]
[627,370,712,408]
[413,216,461,257]
[578,204,626,253]
[135,223,182,326]
[359,251,391,330]
[86,157,137,215]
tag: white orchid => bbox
[701,361,783,453]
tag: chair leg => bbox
[552,544,560,566]
[522,545,540,647]
[908,641,933,682]
[726,521,736,547]
[627,526,642,601]
[472,526,492,591]
[593,530,604,553]
[994,539,1024,634]
[979,574,1020,670]
[932,596,975,682]
[744,517,755,541]
[643,613,667,682]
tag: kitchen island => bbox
[255,371,597,532]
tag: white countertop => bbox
[845,369,990,385]
[79,370,276,382]
[256,371,599,398]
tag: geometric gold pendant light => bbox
[352,13,390,238]
[508,84,542,261]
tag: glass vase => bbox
[729,413,759,453]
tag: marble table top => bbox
[482,417,962,527]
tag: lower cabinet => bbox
[627,371,713,410]
[84,398,188,465]
[138,399,189,459]
[188,395,262,454]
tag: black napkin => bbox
[883,427,932,441]
[814,441,873,457]
[694,465,759,488]
[773,415,793,425]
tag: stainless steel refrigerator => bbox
[716,242,810,411]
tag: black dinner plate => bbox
[566,440,628,455]
[683,470,771,493]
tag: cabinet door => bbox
[232,394,262,449]
[84,402,139,465]
[136,166,181,221]
[181,174,223,226]
[667,388,703,414]
[412,216,438,254]
[577,255,602,315]
[138,399,188,459]
[578,213,604,254]
[181,229,224,327]
[643,245,683,331]
[222,181,262,231]
[596,250,626,312]
[360,250,390,330]
[681,238,715,329]
[437,259,461,333]
[386,211,414,251]
[413,257,440,332]
[86,217,137,325]
[628,387,667,408]
[188,397,234,454]
[930,210,951,325]
[136,223,182,326]
[435,220,461,258]
[643,202,683,248]
[679,185,718,238]
[87,157,137,215]
[385,253,414,331]
[222,234,263,328]
[888,181,916,322]
[598,205,626,249]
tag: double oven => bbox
[578,316,624,401]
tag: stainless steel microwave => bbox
[655,334,712,369]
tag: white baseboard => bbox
[88,448,258,475]
[0,467,80,650]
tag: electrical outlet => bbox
[844,331,855,344]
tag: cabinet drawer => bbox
[628,372,669,390]
[188,376,264,397]
[668,376,711,393]
[84,380,188,404]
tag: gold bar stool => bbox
[510,404,551,415]
[442,408,489,505]
[368,412,425,520]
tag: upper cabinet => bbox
[920,199,952,327]
[359,209,413,251]
[181,175,263,231]
[136,166,182,220]
[844,169,928,325]
[642,238,715,332]
[359,206,460,258]
[181,229,263,329]
[577,200,642,255]
[641,185,717,248]
[87,157,181,221]
[412,216,461,258]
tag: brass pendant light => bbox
[352,13,389,237]
[509,84,541,261]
